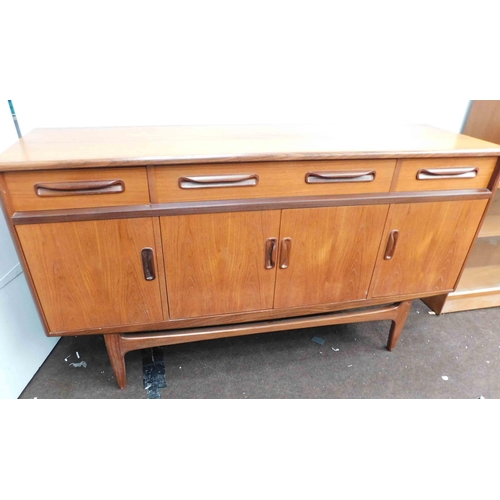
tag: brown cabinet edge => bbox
[47,288,452,337]
[10,189,493,225]
[1,151,500,172]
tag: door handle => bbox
[178,174,259,189]
[416,167,478,180]
[279,238,292,269]
[384,230,399,260]
[141,248,156,281]
[265,238,278,269]
[305,170,376,184]
[35,179,125,197]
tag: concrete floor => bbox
[19,300,500,398]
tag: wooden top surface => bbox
[1,124,500,171]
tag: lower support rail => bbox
[104,300,412,389]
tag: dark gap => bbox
[142,347,167,399]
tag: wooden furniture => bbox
[424,101,500,313]
[1,124,499,389]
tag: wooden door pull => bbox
[416,167,478,180]
[279,238,292,269]
[305,170,376,184]
[35,179,125,196]
[141,248,156,281]
[384,230,399,260]
[265,238,277,269]
[178,174,259,189]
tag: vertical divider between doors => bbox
[148,166,170,321]
[367,158,401,299]
[366,203,392,300]
[271,209,284,309]
[152,217,170,321]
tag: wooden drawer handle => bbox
[279,237,292,269]
[141,248,156,281]
[35,179,125,197]
[178,174,259,189]
[305,170,376,184]
[384,230,399,260]
[416,167,478,180]
[265,238,278,270]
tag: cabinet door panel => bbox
[370,200,488,298]
[17,218,164,332]
[274,205,389,309]
[161,211,281,319]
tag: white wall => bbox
[0,108,21,278]
[12,97,470,134]
[0,106,59,399]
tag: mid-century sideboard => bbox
[1,124,499,389]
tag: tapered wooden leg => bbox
[387,300,412,351]
[104,334,127,389]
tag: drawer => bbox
[154,159,397,202]
[4,167,151,211]
[394,157,497,192]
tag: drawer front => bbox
[4,167,151,211]
[154,160,397,202]
[394,157,497,192]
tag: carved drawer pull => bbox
[178,174,259,189]
[279,238,292,269]
[416,167,478,180]
[141,248,156,281]
[384,230,399,260]
[265,238,278,270]
[305,170,376,184]
[35,179,125,197]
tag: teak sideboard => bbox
[1,124,499,389]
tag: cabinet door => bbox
[370,200,488,298]
[161,211,281,319]
[274,205,389,309]
[16,218,164,332]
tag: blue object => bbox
[311,336,325,345]
[7,100,22,139]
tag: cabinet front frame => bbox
[2,156,500,337]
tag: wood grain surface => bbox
[369,199,488,297]
[394,157,496,192]
[16,218,164,332]
[273,205,389,308]
[46,288,453,337]
[1,124,500,171]
[463,101,500,145]
[5,167,150,211]
[161,210,281,318]
[154,159,396,202]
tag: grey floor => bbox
[19,300,500,399]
